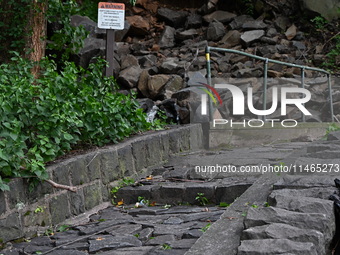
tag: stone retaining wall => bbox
[0,124,203,243]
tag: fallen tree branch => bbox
[45,179,77,192]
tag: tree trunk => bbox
[25,0,48,77]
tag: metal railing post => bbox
[263,58,268,121]
[205,46,214,121]
[327,74,334,122]
[301,68,306,122]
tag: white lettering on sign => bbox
[98,2,125,30]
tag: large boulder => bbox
[300,0,340,21]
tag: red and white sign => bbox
[98,2,125,30]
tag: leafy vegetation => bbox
[200,223,211,232]
[325,123,340,138]
[47,0,89,62]
[162,244,172,250]
[195,193,209,206]
[323,33,340,73]
[0,56,158,191]
[311,16,328,30]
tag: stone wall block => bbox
[86,153,102,181]
[131,139,148,171]
[169,130,181,154]
[67,159,88,186]
[70,189,85,215]
[83,183,103,210]
[23,203,51,229]
[7,178,26,210]
[49,193,71,226]
[100,150,120,184]
[160,133,170,161]
[0,213,23,243]
[117,145,136,177]
[53,164,71,186]
[145,136,163,166]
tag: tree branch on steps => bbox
[45,179,77,192]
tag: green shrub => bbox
[0,55,154,191]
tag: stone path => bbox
[1,132,340,255]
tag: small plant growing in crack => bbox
[162,244,172,250]
[57,224,71,232]
[110,177,135,205]
[34,206,45,214]
[200,223,211,232]
[195,193,209,206]
[219,202,230,207]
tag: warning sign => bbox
[98,2,125,30]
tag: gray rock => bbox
[206,20,225,41]
[159,26,176,48]
[75,37,106,69]
[48,251,88,255]
[176,29,199,41]
[168,238,197,249]
[110,224,143,235]
[292,41,306,50]
[147,74,171,98]
[137,98,155,113]
[241,30,265,46]
[162,75,184,99]
[138,54,158,69]
[146,234,176,245]
[203,11,236,24]
[273,175,335,190]
[260,36,278,45]
[88,235,142,253]
[115,20,130,41]
[267,27,278,37]
[269,187,337,200]
[229,15,254,30]
[242,20,267,30]
[328,131,340,141]
[118,66,142,89]
[125,15,150,36]
[220,30,241,48]
[238,239,317,255]
[187,71,207,86]
[268,194,334,217]
[185,13,202,29]
[157,8,188,28]
[98,246,154,255]
[276,44,290,54]
[138,227,154,242]
[241,223,324,253]
[244,206,335,242]
[121,54,139,70]
[300,0,340,21]
[163,217,184,225]
[274,16,291,31]
[138,69,151,98]
[70,15,97,36]
[160,58,184,74]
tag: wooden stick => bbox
[45,179,77,192]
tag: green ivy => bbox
[0,55,155,191]
[47,0,89,61]
[0,0,32,60]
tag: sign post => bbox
[97,2,125,77]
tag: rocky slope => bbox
[70,0,340,124]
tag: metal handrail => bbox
[205,46,334,122]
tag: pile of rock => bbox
[69,0,339,124]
